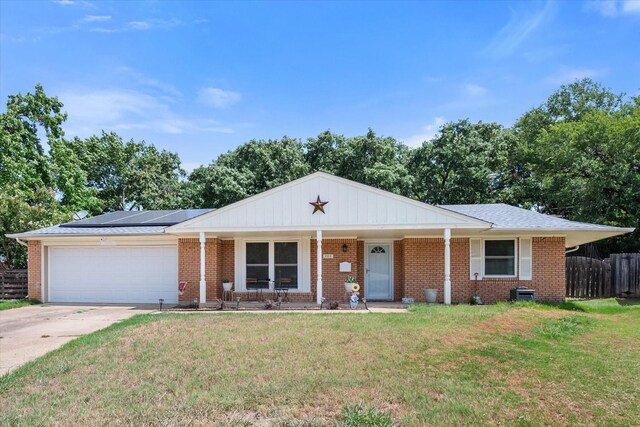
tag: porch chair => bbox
[274,277,292,303]
[246,277,270,301]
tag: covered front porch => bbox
[176,227,462,306]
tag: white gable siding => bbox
[170,174,489,232]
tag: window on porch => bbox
[245,241,298,289]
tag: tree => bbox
[408,120,513,205]
[0,185,69,269]
[188,137,310,208]
[512,79,638,254]
[0,84,65,192]
[64,132,186,211]
[305,129,413,196]
[531,100,640,253]
[0,85,69,268]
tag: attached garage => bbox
[48,246,178,304]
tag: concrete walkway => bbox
[0,304,153,376]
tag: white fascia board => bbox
[39,235,178,246]
[167,223,493,234]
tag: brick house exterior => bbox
[16,173,631,305]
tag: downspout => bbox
[15,238,28,247]
[565,245,580,254]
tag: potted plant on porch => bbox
[344,275,358,293]
[222,278,233,292]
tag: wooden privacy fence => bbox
[0,269,28,299]
[607,253,640,297]
[566,256,611,298]
[566,253,640,298]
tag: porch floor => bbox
[173,301,410,312]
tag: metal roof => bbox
[60,209,213,228]
[11,225,170,237]
[439,204,625,230]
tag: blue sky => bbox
[1,0,639,172]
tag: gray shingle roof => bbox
[439,204,624,230]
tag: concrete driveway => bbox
[0,304,154,375]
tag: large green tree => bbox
[64,132,186,211]
[512,79,638,253]
[188,137,309,208]
[408,120,513,205]
[0,85,72,268]
[305,129,413,195]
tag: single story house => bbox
[9,172,634,305]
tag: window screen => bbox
[275,242,298,288]
[484,240,515,276]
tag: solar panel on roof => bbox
[59,209,213,228]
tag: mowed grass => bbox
[0,299,40,311]
[1,300,639,426]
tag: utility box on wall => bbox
[339,262,352,273]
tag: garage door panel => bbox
[49,246,178,304]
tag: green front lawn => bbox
[0,299,40,311]
[1,300,639,426]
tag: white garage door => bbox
[49,246,178,304]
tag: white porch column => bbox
[316,230,323,304]
[199,232,206,304]
[444,228,451,305]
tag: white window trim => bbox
[482,238,518,278]
[234,237,311,293]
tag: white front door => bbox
[365,243,393,300]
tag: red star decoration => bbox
[309,195,328,214]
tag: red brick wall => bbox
[178,238,200,302]
[311,239,359,303]
[27,240,42,299]
[178,237,226,302]
[357,240,365,298]
[394,240,404,301]
[402,237,566,303]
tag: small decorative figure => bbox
[350,292,359,309]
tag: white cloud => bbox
[198,87,241,109]
[116,67,183,97]
[482,1,556,57]
[51,0,95,7]
[58,87,235,138]
[463,84,489,96]
[0,33,26,43]
[127,21,152,30]
[546,67,605,85]
[623,0,640,13]
[88,18,181,33]
[403,117,447,148]
[79,15,111,23]
[585,0,640,16]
